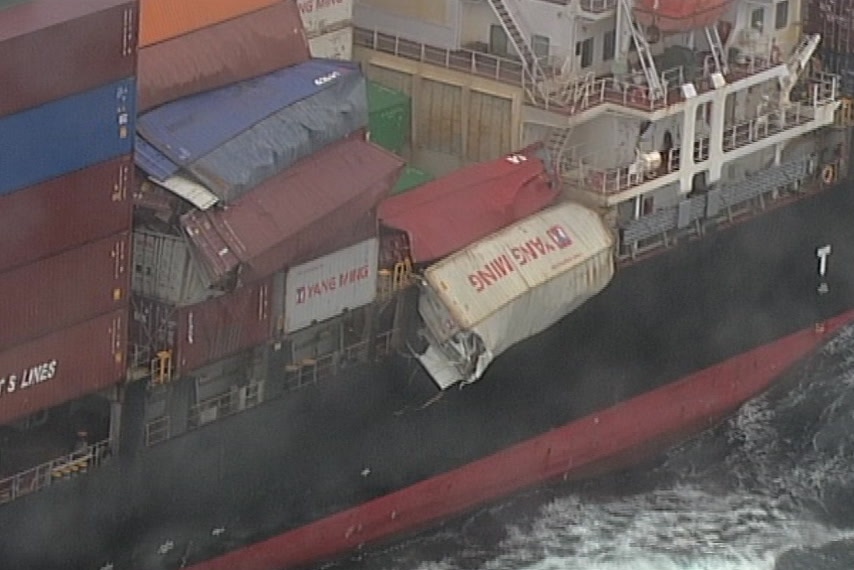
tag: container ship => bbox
[1,0,854,569]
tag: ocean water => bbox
[320,324,854,570]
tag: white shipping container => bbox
[132,229,209,307]
[418,202,615,388]
[298,0,352,37]
[284,238,379,333]
[308,26,353,60]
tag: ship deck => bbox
[3,181,854,569]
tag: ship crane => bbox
[778,34,822,107]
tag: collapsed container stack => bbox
[804,0,854,95]
[130,0,405,387]
[0,0,137,425]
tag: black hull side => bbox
[4,181,854,570]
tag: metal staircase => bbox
[486,0,548,101]
[704,25,729,76]
[545,126,574,176]
[618,0,664,100]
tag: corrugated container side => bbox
[0,78,135,196]
[0,156,132,273]
[423,202,615,333]
[132,229,209,306]
[136,1,310,112]
[367,80,411,155]
[282,238,379,333]
[418,203,615,385]
[307,24,353,59]
[0,0,137,118]
[137,59,361,167]
[132,278,272,376]
[181,139,404,286]
[0,310,126,425]
[298,0,352,37]
[187,70,368,201]
[0,233,131,351]
[139,0,279,47]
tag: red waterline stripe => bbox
[190,310,854,570]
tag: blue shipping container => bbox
[0,78,135,196]
[136,59,361,166]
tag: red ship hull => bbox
[189,310,854,570]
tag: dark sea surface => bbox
[315,324,854,570]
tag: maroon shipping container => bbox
[0,0,138,118]
[181,138,405,286]
[131,278,272,377]
[0,232,131,351]
[0,309,126,425]
[804,0,854,52]
[0,156,133,273]
[137,0,310,112]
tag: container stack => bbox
[129,0,404,385]
[0,0,138,424]
[804,0,854,95]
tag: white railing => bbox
[0,439,112,505]
[572,100,823,196]
[187,382,265,431]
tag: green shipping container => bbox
[392,165,435,196]
[367,81,411,155]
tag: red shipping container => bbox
[139,0,280,47]
[0,309,126,425]
[0,0,138,118]
[0,156,133,273]
[137,1,310,112]
[132,277,272,377]
[0,232,131,351]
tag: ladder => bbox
[545,126,574,174]
[486,0,548,100]
[618,0,664,100]
[704,25,729,76]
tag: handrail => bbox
[571,101,823,196]
[0,439,112,506]
[355,27,792,116]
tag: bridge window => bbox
[751,8,765,31]
[576,37,593,68]
[603,30,615,62]
[775,1,789,30]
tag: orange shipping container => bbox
[139,0,280,47]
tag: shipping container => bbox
[136,1,310,112]
[804,0,854,53]
[417,202,615,389]
[0,78,135,196]
[0,309,126,425]
[181,138,405,286]
[368,80,411,155]
[132,229,209,307]
[0,0,137,118]
[378,149,558,263]
[131,278,272,377]
[391,165,434,196]
[139,0,280,47]
[137,60,367,201]
[0,156,132,273]
[308,24,353,59]
[282,238,379,334]
[0,232,131,351]
[297,0,351,37]
[817,49,854,97]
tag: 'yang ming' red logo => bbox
[547,225,572,249]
